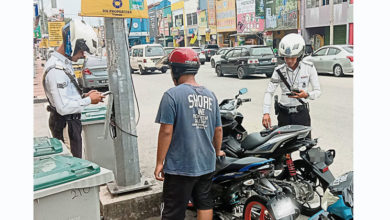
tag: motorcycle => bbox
[219,88,336,215]
[211,155,300,220]
[308,171,353,220]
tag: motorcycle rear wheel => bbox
[243,196,274,220]
[293,160,323,216]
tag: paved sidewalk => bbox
[34,58,47,102]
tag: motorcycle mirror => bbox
[239,88,248,95]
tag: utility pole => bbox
[39,0,46,34]
[104,18,151,194]
[330,0,334,45]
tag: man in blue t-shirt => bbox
[154,48,224,220]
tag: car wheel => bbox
[201,62,205,65]
[211,60,215,68]
[333,65,344,77]
[237,66,246,79]
[266,72,272,78]
[130,68,135,74]
[139,66,146,75]
[216,65,224,77]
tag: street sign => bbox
[48,22,65,47]
[81,0,149,18]
[34,26,42,39]
[206,32,211,42]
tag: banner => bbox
[34,26,42,39]
[48,22,65,47]
[236,0,264,33]
[216,0,236,32]
[206,32,211,41]
[207,0,216,26]
[81,0,149,18]
[198,10,207,35]
[265,0,298,31]
[255,0,265,18]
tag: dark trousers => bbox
[49,112,83,158]
[277,108,311,138]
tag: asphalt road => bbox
[131,62,353,220]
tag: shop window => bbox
[307,0,320,8]
[192,13,197,25]
[187,14,192,25]
[322,0,329,5]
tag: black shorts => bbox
[161,172,214,220]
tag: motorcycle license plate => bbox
[270,197,296,219]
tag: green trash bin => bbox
[81,105,116,173]
[34,136,71,159]
[34,155,114,220]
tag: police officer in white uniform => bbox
[262,34,321,133]
[43,19,103,158]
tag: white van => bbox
[130,44,168,74]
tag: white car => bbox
[188,47,206,65]
[130,44,169,74]
[303,45,353,77]
[210,48,231,68]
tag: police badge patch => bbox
[57,82,68,89]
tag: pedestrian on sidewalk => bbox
[154,48,225,220]
[43,19,103,158]
[262,33,321,136]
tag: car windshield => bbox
[145,46,164,57]
[250,47,274,56]
[85,56,107,68]
[191,48,201,53]
[343,46,353,54]
[206,45,219,49]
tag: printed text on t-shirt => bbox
[188,94,213,129]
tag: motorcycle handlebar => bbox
[241,98,251,103]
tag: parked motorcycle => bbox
[212,155,300,220]
[308,171,353,220]
[219,88,336,215]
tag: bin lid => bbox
[34,155,101,191]
[81,106,107,122]
[34,137,63,157]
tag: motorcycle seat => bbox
[215,156,271,174]
[242,125,311,151]
[241,132,276,151]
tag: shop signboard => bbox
[48,21,65,47]
[216,0,236,32]
[81,0,149,18]
[264,0,298,31]
[236,0,264,33]
[255,0,265,18]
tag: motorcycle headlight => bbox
[321,188,339,210]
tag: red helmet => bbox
[157,48,200,77]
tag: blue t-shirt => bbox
[155,84,222,176]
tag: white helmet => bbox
[62,19,98,57]
[278,33,305,58]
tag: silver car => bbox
[303,45,353,77]
[80,56,109,92]
[210,48,231,68]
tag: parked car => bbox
[215,45,278,79]
[72,58,85,79]
[303,45,353,77]
[130,44,169,74]
[188,47,206,65]
[164,47,175,55]
[210,47,231,68]
[80,56,109,92]
[202,44,219,61]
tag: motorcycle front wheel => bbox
[243,196,274,220]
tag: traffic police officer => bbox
[43,19,103,158]
[262,33,321,131]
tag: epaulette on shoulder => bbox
[54,61,65,70]
[301,60,314,67]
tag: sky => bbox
[39,0,161,26]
